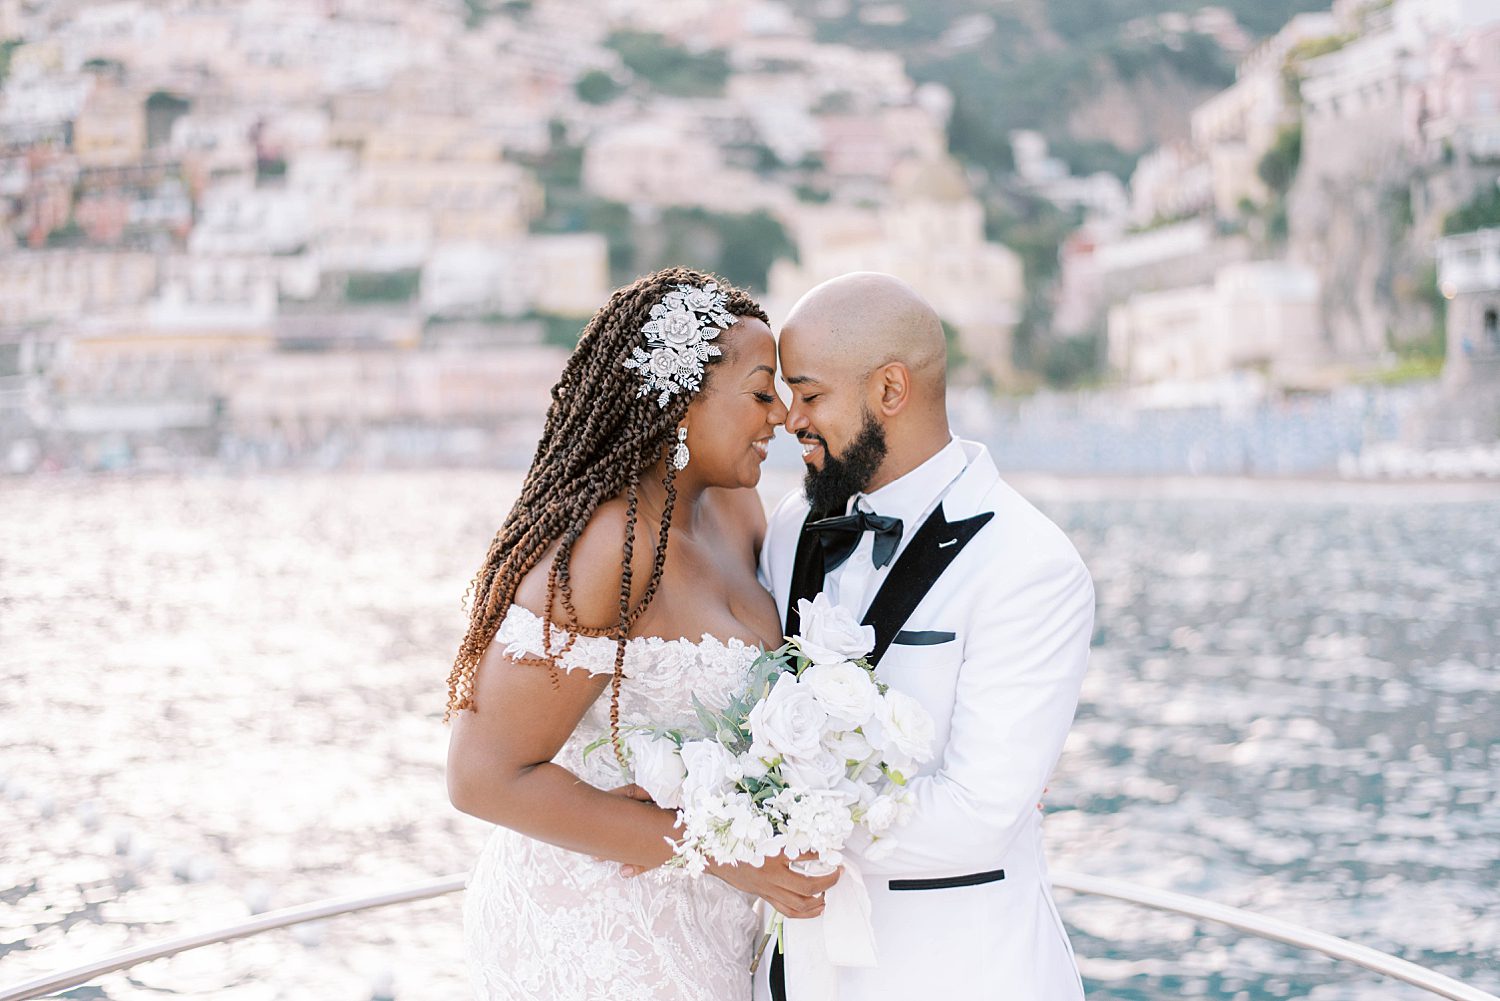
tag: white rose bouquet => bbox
[591,592,937,979]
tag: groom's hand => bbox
[703,851,841,919]
[606,783,654,803]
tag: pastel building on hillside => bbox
[581,117,788,214]
[1189,11,1338,217]
[420,233,609,319]
[1437,225,1500,388]
[1128,142,1214,227]
[0,250,158,327]
[1407,21,1500,164]
[768,157,1023,382]
[1108,261,1322,385]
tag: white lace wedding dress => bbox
[463,604,765,1001]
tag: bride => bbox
[444,268,840,1001]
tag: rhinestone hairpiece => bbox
[622,282,737,408]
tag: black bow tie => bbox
[804,509,905,573]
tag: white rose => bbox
[685,286,718,311]
[877,689,936,763]
[738,751,769,780]
[822,728,874,767]
[625,733,687,810]
[861,718,915,779]
[891,783,916,822]
[679,739,737,799]
[833,777,869,811]
[780,749,845,791]
[801,660,880,727]
[860,709,890,753]
[746,739,777,767]
[746,673,826,763]
[795,593,875,664]
[863,794,900,835]
[658,308,700,346]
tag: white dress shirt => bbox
[822,435,969,616]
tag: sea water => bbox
[1,470,1495,999]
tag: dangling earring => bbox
[671,426,690,471]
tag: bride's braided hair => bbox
[444,267,768,760]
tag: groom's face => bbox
[778,335,888,512]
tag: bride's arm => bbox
[446,641,681,869]
[447,495,685,868]
[449,652,838,915]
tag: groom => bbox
[755,273,1094,1001]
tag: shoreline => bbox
[997,472,1500,503]
[10,465,1500,503]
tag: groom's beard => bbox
[801,410,888,515]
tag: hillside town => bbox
[0,0,1497,474]
[1093,0,1498,411]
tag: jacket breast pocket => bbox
[892,629,956,646]
[889,868,1005,891]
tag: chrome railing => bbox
[2,872,1495,1001]
[1048,871,1497,1001]
[0,874,465,1001]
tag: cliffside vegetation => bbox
[1443,185,1500,236]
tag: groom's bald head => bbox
[778,272,947,399]
[778,272,952,503]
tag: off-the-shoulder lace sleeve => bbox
[493,604,619,677]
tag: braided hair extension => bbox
[445,267,769,765]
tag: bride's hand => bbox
[611,824,840,918]
[702,851,840,919]
[599,787,841,912]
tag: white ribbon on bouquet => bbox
[773,858,878,1001]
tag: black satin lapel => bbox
[861,503,995,666]
[784,508,828,637]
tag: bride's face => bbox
[682,317,787,489]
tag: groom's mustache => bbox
[797,432,826,447]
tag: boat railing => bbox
[1,871,1494,1001]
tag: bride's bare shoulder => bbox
[511,495,654,633]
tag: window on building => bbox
[1484,306,1499,352]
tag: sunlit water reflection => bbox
[2,471,1496,999]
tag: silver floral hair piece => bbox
[623,281,737,408]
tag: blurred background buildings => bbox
[3,7,1498,998]
[0,0,1498,475]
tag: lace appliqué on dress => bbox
[463,605,764,1001]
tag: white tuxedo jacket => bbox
[755,439,1093,1001]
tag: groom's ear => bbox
[872,362,912,416]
